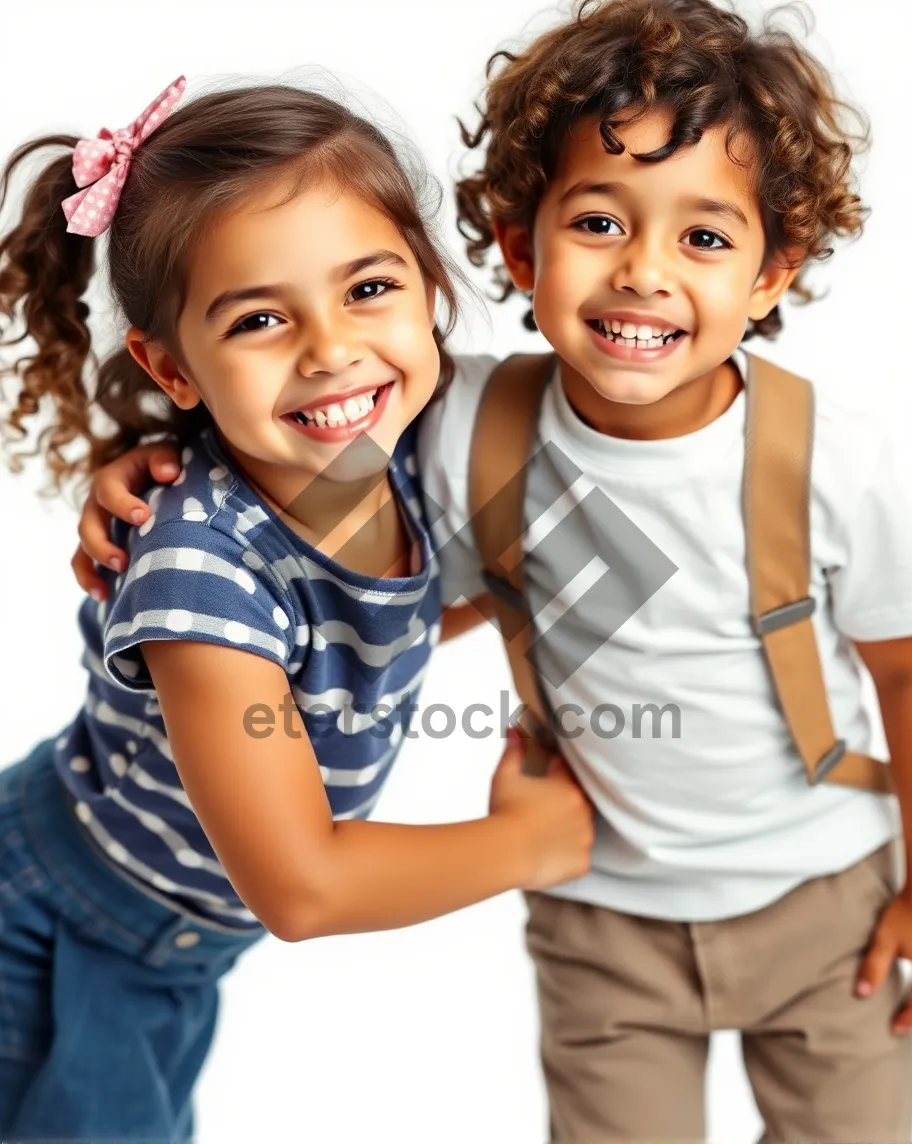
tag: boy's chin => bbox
[579,364,680,407]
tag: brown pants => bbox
[525,843,912,1144]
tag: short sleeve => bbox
[417,355,496,607]
[828,426,912,642]
[103,519,296,691]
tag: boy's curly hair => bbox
[456,0,869,339]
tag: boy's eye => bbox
[227,312,282,336]
[347,278,401,303]
[685,229,730,251]
[575,216,622,236]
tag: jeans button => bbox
[173,930,201,949]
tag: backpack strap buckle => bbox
[753,596,816,636]
[811,739,847,784]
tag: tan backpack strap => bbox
[743,353,892,795]
[468,353,557,775]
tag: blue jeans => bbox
[0,738,265,1141]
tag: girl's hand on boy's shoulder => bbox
[856,890,912,1033]
[72,442,182,600]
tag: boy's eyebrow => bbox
[681,195,750,229]
[558,180,627,206]
[204,251,409,323]
[559,181,750,228]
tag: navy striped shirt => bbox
[54,420,440,928]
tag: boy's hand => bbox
[856,890,912,1033]
[73,443,182,600]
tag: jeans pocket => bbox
[0,829,46,911]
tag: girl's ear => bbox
[425,281,437,325]
[748,248,805,323]
[125,328,202,410]
[493,221,535,291]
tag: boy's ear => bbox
[125,328,202,411]
[748,248,805,323]
[493,221,535,291]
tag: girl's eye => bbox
[227,313,283,337]
[574,216,623,237]
[685,229,731,251]
[347,278,402,304]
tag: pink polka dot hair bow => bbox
[61,76,187,238]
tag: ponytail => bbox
[0,137,97,494]
[0,136,208,496]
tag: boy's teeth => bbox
[591,319,681,347]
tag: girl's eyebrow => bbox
[204,251,409,324]
[335,249,408,282]
[205,284,291,324]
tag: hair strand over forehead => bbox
[456,0,869,338]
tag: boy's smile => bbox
[497,107,799,439]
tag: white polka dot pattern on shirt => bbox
[166,609,193,632]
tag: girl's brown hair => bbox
[0,84,462,493]
[456,0,869,338]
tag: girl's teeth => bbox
[293,388,381,430]
[325,403,345,427]
[611,320,622,334]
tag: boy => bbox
[434,0,912,1139]
[72,1,912,1138]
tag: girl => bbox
[0,76,593,1140]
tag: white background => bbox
[1,1,910,1140]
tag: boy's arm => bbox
[73,442,182,597]
[850,635,912,1028]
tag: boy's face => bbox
[496,108,799,418]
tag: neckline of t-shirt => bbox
[541,350,748,484]
[202,429,432,593]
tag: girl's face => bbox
[136,178,440,494]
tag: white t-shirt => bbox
[418,352,912,922]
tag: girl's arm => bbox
[142,638,593,943]
[439,593,495,642]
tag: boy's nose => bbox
[608,237,674,298]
